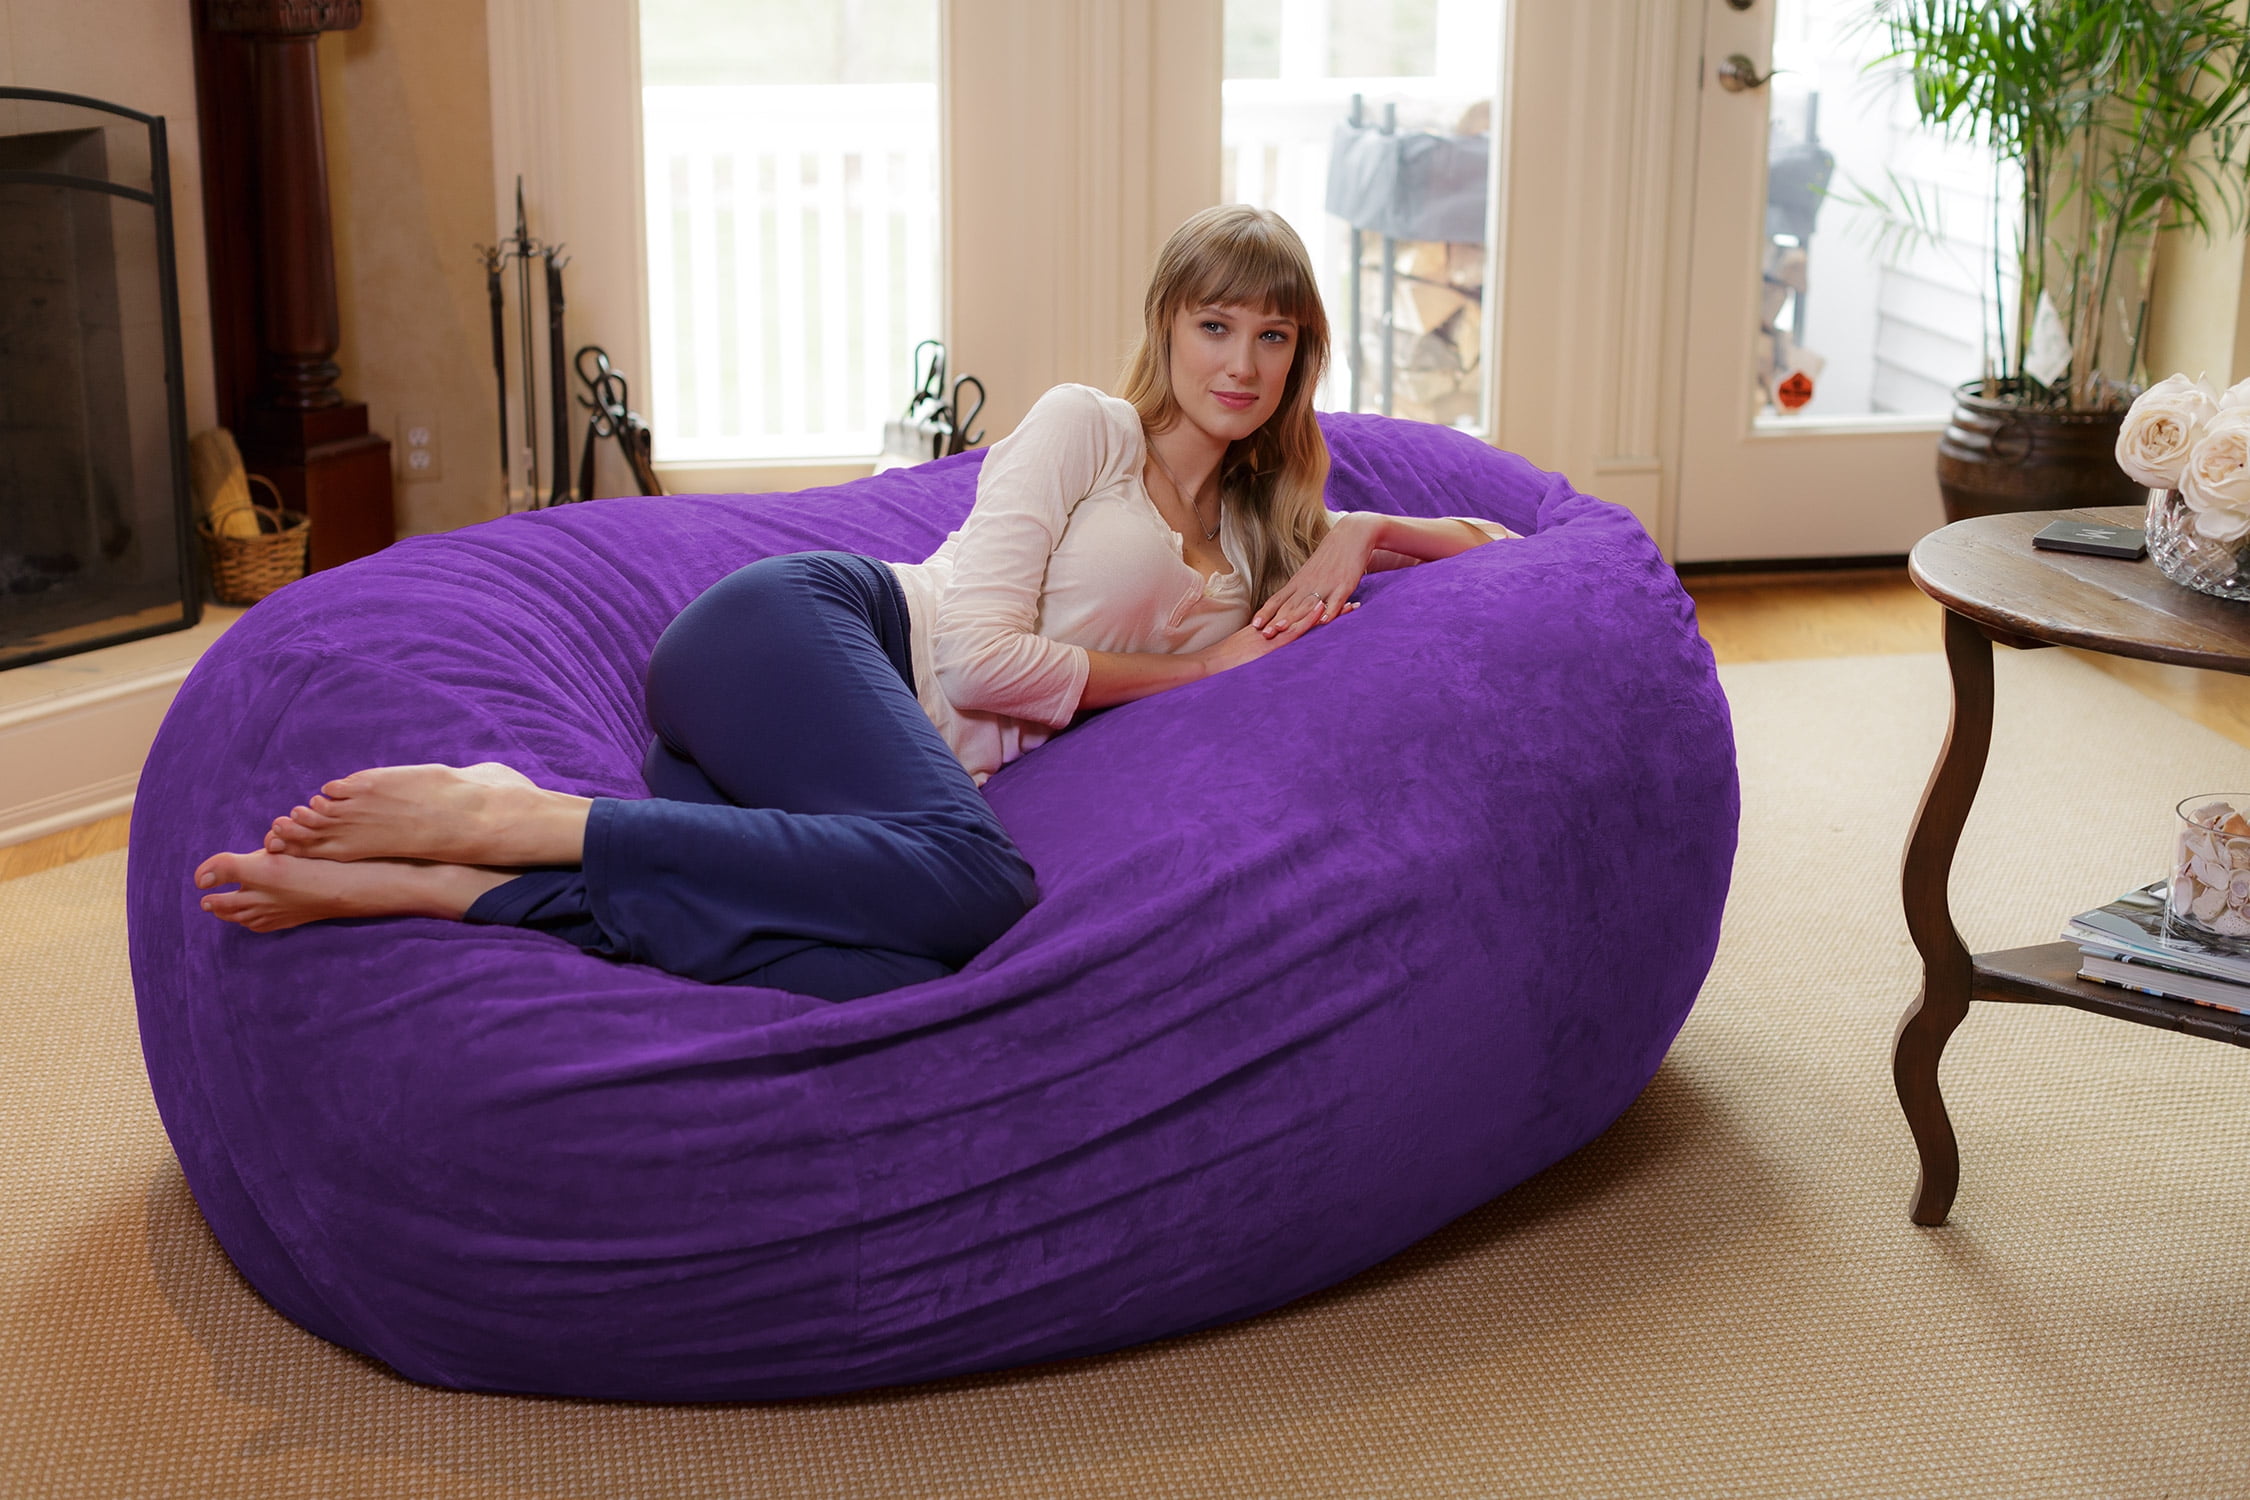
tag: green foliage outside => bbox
[1875,0,2250,409]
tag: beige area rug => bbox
[4,649,2248,1499]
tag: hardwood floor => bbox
[0,812,131,884]
[4,570,2248,883]
[1686,566,2250,754]
[1682,569,1943,664]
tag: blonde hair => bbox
[1118,205,1332,608]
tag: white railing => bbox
[642,75,1492,459]
[643,83,941,462]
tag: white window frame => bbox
[485,0,1723,550]
[488,0,1228,496]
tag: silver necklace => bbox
[1147,441,1221,541]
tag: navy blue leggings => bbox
[464,552,1039,1001]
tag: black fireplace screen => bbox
[0,88,198,672]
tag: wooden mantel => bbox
[191,0,394,571]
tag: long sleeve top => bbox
[886,383,1508,784]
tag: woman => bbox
[193,205,1514,999]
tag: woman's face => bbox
[1166,301,1298,447]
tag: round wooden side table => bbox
[1899,505,2250,1225]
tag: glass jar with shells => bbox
[2170,796,2250,938]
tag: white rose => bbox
[2223,377,2250,411]
[2181,408,2250,542]
[2117,373,2220,489]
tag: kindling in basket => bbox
[198,474,309,606]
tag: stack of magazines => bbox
[2066,881,2250,1013]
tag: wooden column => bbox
[195,0,393,571]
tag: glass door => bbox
[1673,0,2017,561]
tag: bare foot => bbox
[261,762,590,867]
[193,849,514,932]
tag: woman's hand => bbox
[1195,603,1347,678]
[1081,603,1343,709]
[1253,513,1377,638]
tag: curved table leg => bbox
[1894,607,1994,1226]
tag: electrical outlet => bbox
[399,412,441,482]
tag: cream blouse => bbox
[886,383,1508,784]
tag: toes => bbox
[267,813,323,854]
[209,896,292,932]
[200,889,258,921]
[194,852,243,890]
[293,802,339,829]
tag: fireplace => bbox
[0,88,199,672]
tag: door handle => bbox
[1715,54,1771,92]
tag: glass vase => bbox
[2170,795,2250,941]
[2147,488,2250,602]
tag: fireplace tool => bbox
[876,340,987,471]
[573,346,663,500]
[480,177,575,509]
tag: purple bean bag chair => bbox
[127,414,1737,1401]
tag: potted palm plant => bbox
[1875,0,2250,521]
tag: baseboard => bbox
[1674,554,1911,582]
[0,664,191,848]
[0,609,243,849]
[0,778,139,848]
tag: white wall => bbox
[2148,162,2250,389]
[485,0,649,504]
[320,0,505,536]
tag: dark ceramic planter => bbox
[1935,379,2142,523]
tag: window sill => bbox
[653,457,878,496]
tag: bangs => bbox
[1120,204,1335,610]
[1168,220,1323,330]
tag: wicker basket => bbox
[199,475,309,605]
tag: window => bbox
[1754,0,2022,422]
[1222,0,1502,429]
[640,0,942,463]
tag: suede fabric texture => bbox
[126,414,1740,1402]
